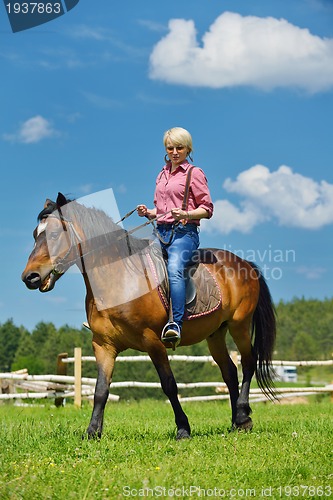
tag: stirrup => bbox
[161,322,181,349]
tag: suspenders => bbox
[182,166,194,212]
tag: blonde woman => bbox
[137,127,213,346]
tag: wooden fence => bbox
[0,348,332,406]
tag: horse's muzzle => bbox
[22,271,58,292]
[22,271,42,290]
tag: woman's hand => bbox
[171,208,188,222]
[171,207,209,222]
[137,205,156,219]
[137,204,148,217]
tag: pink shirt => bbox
[153,161,214,225]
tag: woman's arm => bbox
[189,168,214,219]
[137,204,157,219]
[171,207,209,222]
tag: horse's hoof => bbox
[85,429,102,440]
[176,428,191,440]
[233,417,253,432]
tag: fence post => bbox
[55,352,68,407]
[74,347,82,408]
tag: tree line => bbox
[0,297,332,398]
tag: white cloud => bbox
[296,266,327,280]
[70,25,109,41]
[205,165,333,234]
[3,115,58,144]
[82,91,122,109]
[69,25,145,58]
[203,199,267,234]
[149,11,333,92]
[137,19,168,33]
[77,184,94,195]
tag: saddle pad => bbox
[184,263,222,320]
[145,251,222,320]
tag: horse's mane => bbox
[38,196,149,256]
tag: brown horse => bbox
[22,193,276,440]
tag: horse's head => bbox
[22,192,81,293]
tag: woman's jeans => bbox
[156,223,199,329]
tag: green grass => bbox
[0,399,332,499]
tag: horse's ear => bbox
[44,199,54,208]
[56,192,68,207]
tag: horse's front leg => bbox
[147,338,191,440]
[86,341,117,439]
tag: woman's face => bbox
[165,138,189,167]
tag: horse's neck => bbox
[79,233,154,312]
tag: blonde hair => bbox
[163,127,193,156]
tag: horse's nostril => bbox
[29,273,41,284]
[23,272,41,289]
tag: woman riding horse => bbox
[137,127,213,347]
[22,191,276,440]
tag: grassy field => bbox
[0,399,332,499]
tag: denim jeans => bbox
[156,223,199,329]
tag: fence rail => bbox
[62,354,333,367]
[1,348,332,405]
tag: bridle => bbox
[43,207,173,277]
[43,212,84,277]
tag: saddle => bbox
[146,246,222,320]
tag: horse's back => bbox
[197,248,260,318]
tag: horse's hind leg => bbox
[206,324,240,426]
[147,339,191,440]
[229,320,256,431]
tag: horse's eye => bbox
[50,231,59,240]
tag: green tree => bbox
[31,321,57,353]
[12,329,44,374]
[275,297,333,360]
[291,331,318,361]
[0,319,26,372]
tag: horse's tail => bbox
[250,263,277,399]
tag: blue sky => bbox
[1,0,333,331]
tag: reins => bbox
[48,164,196,273]
[47,208,174,275]
[118,166,194,246]
[115,208,137,224]
[116,209,179,246]
[118,209,174,237]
